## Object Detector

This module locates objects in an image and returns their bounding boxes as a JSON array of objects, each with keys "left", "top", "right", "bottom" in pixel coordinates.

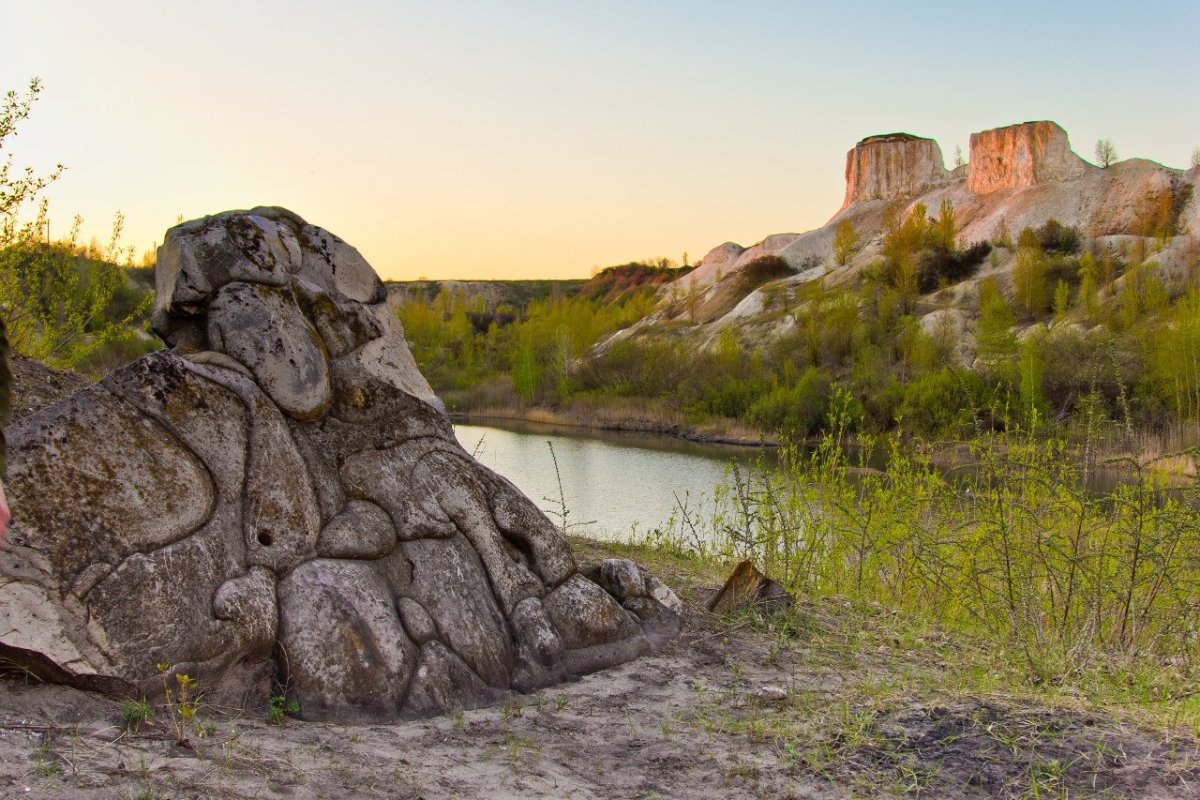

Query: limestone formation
[
  {"left": 0, "top": 207, "right": 681, "bottom": 721},
  {"left": 657, "top": 118, "right": 1194, "bottom": 314},
  {"left": 967, "top": 121, "right": 1090, "bottom": 194},
  {"left": 841, "top": 133, "right": 953, "bottom": 209}
]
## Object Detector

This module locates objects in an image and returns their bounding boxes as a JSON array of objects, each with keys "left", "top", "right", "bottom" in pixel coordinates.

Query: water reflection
[{"left": 453, "top": 421, "right": 773, "bottom": 540}]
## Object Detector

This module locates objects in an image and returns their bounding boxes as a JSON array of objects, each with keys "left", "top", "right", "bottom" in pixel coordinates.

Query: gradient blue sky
[{"left": 4, "top": 1, "right": 1198, "bottom": 279}]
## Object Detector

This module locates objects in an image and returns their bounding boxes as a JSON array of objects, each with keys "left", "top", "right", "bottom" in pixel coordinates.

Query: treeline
[
  {"left": 1, "top": 80, "right": 159, "bottom": 377},
  {"left": 400, "top": 201, "right": 1200, "bottom": 447},
  {"left": 0, "top": 216, "right": 159, "bottom": 376},
  {"left": 396, "top": 263, "right": 670, "bottom": 411}
]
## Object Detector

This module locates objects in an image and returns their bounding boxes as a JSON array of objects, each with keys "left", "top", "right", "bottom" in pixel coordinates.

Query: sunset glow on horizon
[{"left": 5, "top": 1, "right": 1198, "bottom": 280}]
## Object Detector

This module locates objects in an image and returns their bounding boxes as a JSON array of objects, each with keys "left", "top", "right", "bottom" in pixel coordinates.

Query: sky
[{"left": 3, "top": 0, "right": 1198, "bottom": 280}]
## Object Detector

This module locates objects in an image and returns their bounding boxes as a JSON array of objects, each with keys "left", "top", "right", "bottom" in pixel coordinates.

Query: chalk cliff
[
  {"left": 634, "top": 120, "right": 1199, "bottom": 346},
  {"left": 674, "top": 120, "right": 1195, "bottom": 294},
  {"left": 842, "top": 133, "right": 954, "bottom": 209},
  {"left": 968, "top": 121, "right": 1090, "bottom": 194}
]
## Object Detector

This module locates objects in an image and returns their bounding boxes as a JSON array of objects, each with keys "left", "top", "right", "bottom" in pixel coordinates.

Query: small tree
[
  {"left": 1095, "top": 138, "right": 1118, "bottom": 168},
  {"left": 976, "top": 277, "right": 1019, "bottom": 384},
  {"left": 994, "top": 217, "right": 1013, "bottom": 249},
  {"left": 1191, "top": 147, "right": 1200, "bottom": 169},
  {"left": 1077, "top": 252, "right": 1099, "bottom": 319},
  {"left": 1013, "top": 243, "right": 1050, "bottom": 317},
  {"left": 832, "top": 219, "right": 859, "bottom": 266},
  {"left": 934, "top": 198, "right": 957, "bottom": 253},
  {"left": 953, "top": 145, "right": 966, "bottom": 169},
  {"left": 1052, "top": 279, "right": 1071, "bottom": 319},
  {"left": 1, "top": 79, "right": 147, "bottom": 369}
]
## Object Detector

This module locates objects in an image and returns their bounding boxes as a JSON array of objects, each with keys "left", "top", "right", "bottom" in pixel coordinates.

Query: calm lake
[{"left": 453, "top": 420, "right": 774, "bottom": 539}]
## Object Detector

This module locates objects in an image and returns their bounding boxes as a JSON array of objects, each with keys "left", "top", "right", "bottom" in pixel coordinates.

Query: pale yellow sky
[{"left": 4, "top": 1, "right": 1198, "bottom": 280}]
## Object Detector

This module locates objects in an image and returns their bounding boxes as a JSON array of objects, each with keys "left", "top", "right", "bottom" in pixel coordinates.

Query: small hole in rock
[{"left": 258, "top": 532, "right": 274, "bottom": 547}]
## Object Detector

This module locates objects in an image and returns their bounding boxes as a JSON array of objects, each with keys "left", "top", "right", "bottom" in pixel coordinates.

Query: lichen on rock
[{"left": 0, "top": 207, "right": 682, "bottom": 721}]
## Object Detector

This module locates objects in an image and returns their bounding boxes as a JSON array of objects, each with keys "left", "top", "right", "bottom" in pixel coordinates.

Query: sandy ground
[{"left": 3, "top": 561, "right": 1199, "bottom": 800}]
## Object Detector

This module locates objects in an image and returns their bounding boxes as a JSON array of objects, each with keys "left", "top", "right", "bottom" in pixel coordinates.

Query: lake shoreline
[
  {"left": 455, "top": 406, "right": 781, "bottom": 448},
  {"left": 455, "top": 406, "right": 1197, "bottom": 487}
]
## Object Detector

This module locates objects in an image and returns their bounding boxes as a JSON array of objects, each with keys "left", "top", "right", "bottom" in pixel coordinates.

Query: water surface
[{"left": 453, "top": 420, "right": 772, "bottom": 539}]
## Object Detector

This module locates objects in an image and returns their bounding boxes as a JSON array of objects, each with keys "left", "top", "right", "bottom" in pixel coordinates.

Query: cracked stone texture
[{"left": 0, "top": 207, "right": 681, "bottom": 721}]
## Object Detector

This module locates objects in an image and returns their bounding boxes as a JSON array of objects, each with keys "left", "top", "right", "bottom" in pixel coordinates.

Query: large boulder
[{"left": 0, "top": 207, "right": 681, "bottom": 721}]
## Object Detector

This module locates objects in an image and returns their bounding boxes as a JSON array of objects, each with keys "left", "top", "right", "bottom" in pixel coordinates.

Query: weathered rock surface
[
  {"left": 842, "top": 133, "right": 953, "bottom": 209},
  {"left": 0, "top": 207, "right": 681, "bottom": 721},
  {"left": 967, "top": 121, "right": 1090, "bottom": 194}
]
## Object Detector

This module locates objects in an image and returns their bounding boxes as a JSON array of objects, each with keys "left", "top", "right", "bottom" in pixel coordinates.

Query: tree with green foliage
[
  {"left": 832, "top": 219, "right": 859, "bottom": 266},
  {"left": 1076, "top": 252, "right": 1099, "bottom": 319},
  {"left": 746, "top": 367, "right": 833, "bottom": 436},
  {"left": 896, "top": 368, "right": 985, "bottom": 434},
  {"left": 1018, "top": 333, "right": 1047, "bottom": 426},
  {"left": 1012, "top": 231, "right": 1049, "bottom": 316},
  {"left": 1, "top": 79, "right": 151, "bottom": 370},
  {"left": 975, "top": 278, "right": 1018, "bottom": 383},
  {"left": 933, "top": 198, "right": 957, "bottom": 253},
  {"left": 1052, "top": 279, "right": 1071, "bottom": 319}
]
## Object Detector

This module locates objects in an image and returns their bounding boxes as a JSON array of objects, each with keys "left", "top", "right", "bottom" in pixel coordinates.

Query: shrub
[
  {"left": 746, "top": 367, "right": 834, "bottom": 437},
  {"left": 917, "top": 240, "right": 992, "bottom": 292},
  {"left": 664, "top": 429, "right": 1200, "bottom": 683},
  {"left": 1035, "top": 219, "right": 1081, "bottom": 254},
  {"left": 896, "top": 368, "right": 986, "bottom": 435},
  {"left": 738, "top": 255, "right": 794, "bottom": 287},
  {"left": 832, "top": 220, "right": 859, "bottom": 266}
]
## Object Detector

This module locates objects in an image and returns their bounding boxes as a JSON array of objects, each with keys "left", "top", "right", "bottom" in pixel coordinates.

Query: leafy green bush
[
  {"left": 738, "top": 255, "right": 794, "bottom": 287},
  {"left": 1, "top": 81, "right": 154, "bottom": 373},
  {"left": 661, "top": 428, "right": 1200, "bottom": 683},
  {"left": 746, "top": 367, "right": 833, "bottom": 436},
  {"left": 896, "top": 368, "right": 986, "bottom": 435}
]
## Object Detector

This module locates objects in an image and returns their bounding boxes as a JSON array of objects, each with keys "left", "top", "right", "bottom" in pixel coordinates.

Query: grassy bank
[
  {"left": 607, "top": 411, "right": 1200, "bottom": 722},
  {"left": 572, "top": 536, "right": 1200, "bottom": 796},
  {"left": 7, "top": 534, "right": 1197, "bottom": 798},
  {"left": 458, "top": 401, "right": 781, "bottom": 446}
]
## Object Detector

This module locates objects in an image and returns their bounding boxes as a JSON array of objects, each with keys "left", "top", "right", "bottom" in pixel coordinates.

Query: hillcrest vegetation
[
  {"left": 395, "top": 196, "right": 1200, "bottom": 464},
  {"left": 1, "top": 79, "right": 159, "bottom": 376}
]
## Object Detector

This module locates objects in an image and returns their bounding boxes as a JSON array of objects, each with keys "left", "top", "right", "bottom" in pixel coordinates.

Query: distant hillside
[
  {"left": 616, "top": 120, "right": 1198, "bottom": 348},
  {"left": 580, "top": 262, "right": 693, "bottom": 303},
  {"left": 386, "top": 278, "right": 587, "bottom": 313},
  {"left": 386, "top": 262, "right": 692, "bottom": 315},
  {"left": 392, "top": 122, "right": 1200, "bottom": 451}
]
